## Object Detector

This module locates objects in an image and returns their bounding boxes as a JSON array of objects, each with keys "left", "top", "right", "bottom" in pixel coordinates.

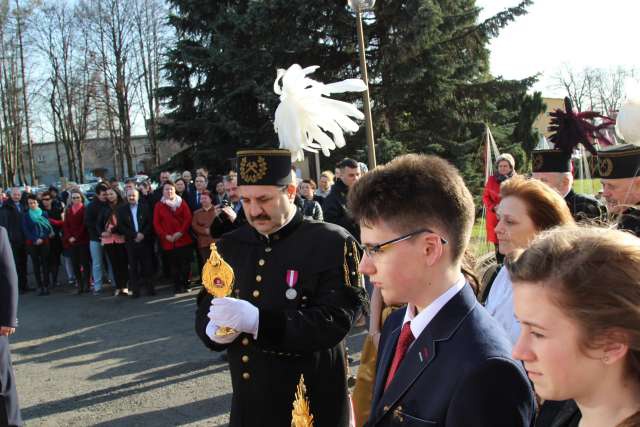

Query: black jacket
[
  {"left": 196, "top": 212, "right": 366, "bottom": 427},
  {"left": 0, "top": 202, "right": 26, "bottom": 247},
  {"left": 115, "top": 203, "right": 153, "bottom": 242},
  {"left": 618, "top": 207, "right": 640, "bottom": 237},
  {"left": 535, "top": 400, "right": 580, "bottom": 427},
  {"left": 209, "top": 203, "right": 246, "bottom": 239},
  {"left": 323, "top": 179, "right": 359, "bottom": 241},
  {"left": 0, "top": 225, "right": 21, "bottom": 426},
  {"left": 0, "top": 226, "right": 18, "bottom": 328},
  {"left": 84, "top": 199, "right": 108, "bottom": 241},
  {"left": 564, "top": 190, "right": 605, "bottom": 222}
]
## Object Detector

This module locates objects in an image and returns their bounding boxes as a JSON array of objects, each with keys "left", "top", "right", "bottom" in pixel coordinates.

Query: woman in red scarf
[{"left": 153, "top": 181, "right": 193, "bottom": 294}]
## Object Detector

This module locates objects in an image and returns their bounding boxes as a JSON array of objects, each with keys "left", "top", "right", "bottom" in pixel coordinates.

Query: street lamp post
[{"left": 348, "top": 0, "right": 376, "bottom": 170}]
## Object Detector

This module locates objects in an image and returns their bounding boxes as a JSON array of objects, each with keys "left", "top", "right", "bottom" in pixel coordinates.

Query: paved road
[{"left": 9, "top": 283, "right": 365, "bottom": 426}]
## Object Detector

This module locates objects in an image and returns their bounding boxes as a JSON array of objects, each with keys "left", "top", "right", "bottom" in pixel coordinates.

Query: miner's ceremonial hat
[
  {"left": 593, "top": 144, "right": 640, "bottom": 180},
  {"left": 532, "top": 149, "right": 572, "bottom": 173},
  {"left": 236, "top": 149, "right": 294, "bottom": 186}
]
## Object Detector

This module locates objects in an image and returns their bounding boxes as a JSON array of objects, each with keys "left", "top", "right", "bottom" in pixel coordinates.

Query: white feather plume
[
  {"left": 617, "top": 98, "right": 640, "bottom": 146},
  {"left": 273, "top": 64, "right": 367, "bottom": 161}
]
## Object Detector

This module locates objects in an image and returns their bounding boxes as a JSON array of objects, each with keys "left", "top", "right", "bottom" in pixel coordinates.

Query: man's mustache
[{"left": 250, "top": 214, "right": 271, "bottom": 222}]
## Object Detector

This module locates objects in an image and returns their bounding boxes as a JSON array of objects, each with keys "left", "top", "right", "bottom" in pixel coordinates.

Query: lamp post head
[{"left": 348, "top": 0, "right": 375, "bottom": 12}]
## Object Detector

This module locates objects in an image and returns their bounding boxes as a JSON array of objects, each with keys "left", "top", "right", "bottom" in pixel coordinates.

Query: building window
[
  {"left": 36, "top": 155, "right": 46, "bottom": 163},
  {"left": 144, "top": 145, "right": 152, "bottom": 154}
]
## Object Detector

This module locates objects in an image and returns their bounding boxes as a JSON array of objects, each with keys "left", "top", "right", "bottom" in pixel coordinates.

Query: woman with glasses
[
  {"left": 508, "top": 226, "right": 640, "bottom": 427},
  {"left": 62, "top": 190, "right": 91, "bottom": 294},
  {"left": 41, "top": 191, "right": 64, "bottom": 287},
  {"left": 98, "top": 188, "right": 130, "bottom": 296},
  {"left": 22, "top": 194, "right": 54, "bottom": 295},
  {"left": 485, "top": 176, "right": 574, "bottom": 344}
]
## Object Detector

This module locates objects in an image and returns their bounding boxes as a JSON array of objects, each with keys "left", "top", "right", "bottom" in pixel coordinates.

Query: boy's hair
[{"left": 348, "top": 154, "right": 474, "bottom": 262}]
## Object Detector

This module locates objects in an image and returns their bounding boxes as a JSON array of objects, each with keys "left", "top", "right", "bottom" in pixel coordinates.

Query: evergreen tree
[{"left": 160, "top": 0, "right": 537, "bottom": 191}]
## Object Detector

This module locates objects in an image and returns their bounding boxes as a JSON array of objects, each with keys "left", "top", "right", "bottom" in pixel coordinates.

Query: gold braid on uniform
[{"left": 342, "top": 238, "right": 369, "bottom": 314}]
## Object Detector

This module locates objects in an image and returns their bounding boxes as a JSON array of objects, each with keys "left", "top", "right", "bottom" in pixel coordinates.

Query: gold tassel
[{"left": 291, "top": 375, "right": 314, "bottom": 427}]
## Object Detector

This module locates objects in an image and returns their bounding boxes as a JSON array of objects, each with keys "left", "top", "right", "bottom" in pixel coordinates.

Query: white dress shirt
[
  {"left": 484, "top": 266, "right": 520, "bottom": 345},
  {"left": 129, "top": 204, "right": 139, "bottom": 233},
  {"left": 402, "top": 275, "right": 467, "bottom": 342}
]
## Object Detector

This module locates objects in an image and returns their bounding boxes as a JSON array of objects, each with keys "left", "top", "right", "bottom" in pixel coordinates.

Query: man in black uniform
[
  {"left": 531, "top": 149, "right": 604, "bottom": 222},
  {"left": 0, "top": 225, "right": 22, "bottom": 426},
  {"left": 195, "top": 149, "right": 367, "bottom": 427},
  {"left": 596, "top": 144, "right": 640, "bottom": 236}
]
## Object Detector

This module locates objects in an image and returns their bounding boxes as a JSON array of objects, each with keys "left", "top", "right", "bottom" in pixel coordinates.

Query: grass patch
[{"left": 573, "top": 178, "right": 601, "bottom": 195}]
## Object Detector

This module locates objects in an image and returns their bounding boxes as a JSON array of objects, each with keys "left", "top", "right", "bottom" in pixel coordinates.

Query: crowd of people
[
  {"left": 0, "top": 164, "right": 352, "bottom": 299},
  {"left": 3, "top": 88, "right": 640, "bottom": 427}
]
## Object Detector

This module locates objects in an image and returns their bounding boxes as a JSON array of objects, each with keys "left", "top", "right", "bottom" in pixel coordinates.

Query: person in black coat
[
  {"left": 116, "top": 189, "right": 155, "bottom": 297},
  {"left": 209, "top": 175, "right": 246, "bottom": 239},
  {"left": 323, "top": 158, "right": 361, "bottom": 240},
  {"left": 0, "top": 225, "right": 23, "bottom": 426},
  {"left": 0, "top": 188, "right": 29, "bottom": 293},
  {"left": 195, "top": 149, "right": 367, "bottom": 427},
  {"left": 531, "top": 149, "right": 605, "bottom": 223}
]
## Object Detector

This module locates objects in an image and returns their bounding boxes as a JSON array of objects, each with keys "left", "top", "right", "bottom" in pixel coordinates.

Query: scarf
[
  {"left": 71, "top": 203, "right": 83, "bottom": 215},
  {"left": 495, "top": 171, "right": 514, "bottom": 184},
  {"left": 161, "top": 195, "right": 183, "bottom": 212},
  {"left": 28, "top": 207, "right": 53, "bottom": 235}
]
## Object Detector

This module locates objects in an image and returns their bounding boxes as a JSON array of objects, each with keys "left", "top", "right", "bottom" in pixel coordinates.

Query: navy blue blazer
[{"left": 366, "top": 284, "right": 536, "bottom": 426}]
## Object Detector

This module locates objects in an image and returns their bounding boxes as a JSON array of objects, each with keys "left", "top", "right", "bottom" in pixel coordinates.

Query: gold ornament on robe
[
  {"left": 291, "top": 375, "right": 314, "bottom": 427},
  {"left": 202, "top": 242, "right": 236, "bottom": 336}
]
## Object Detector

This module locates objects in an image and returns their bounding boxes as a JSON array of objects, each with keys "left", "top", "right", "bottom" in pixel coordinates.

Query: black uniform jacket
[
  {"left": 366, "top": 284, "right": 536, "bottom": 427},
  {"left": 196, "top": 211, "right": 366, "bottom": 427},
  {"left": 618, "top": 207, "right": 640, "bottom": 237},
  {"left": 564, "top": 190, "right": 604, "bottom": 222},
  {"left": 0, "top": 225, "right": 22, "bottom": 426}
]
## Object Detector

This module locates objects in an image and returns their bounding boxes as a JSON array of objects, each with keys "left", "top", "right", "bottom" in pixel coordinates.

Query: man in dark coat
[
  {"left": 597, "top": 144, "right": 640, "bottom": 236},
  {"left": 195, "top": 149, "right": 367, "bottom": 427},
  {"left": 349, "top": 154, "right": 535, "bottom": 426},
  {"left": 209, "top": 174, "right": 246, "bottom": 239},
  {"left": 323, "top": 158, "right": 361, "bottom": 240},
  {"left": 117, "top": 188, "right": 155, "bottom": 297},
  {"left": 0, "top": 188, "right": 29, "bottom": 293},
  {"left": 532, "top": 149, "right": 605, "bottom": 222},
  {"left": 0, "top": 225, "right": 23, "bottom": 426}
]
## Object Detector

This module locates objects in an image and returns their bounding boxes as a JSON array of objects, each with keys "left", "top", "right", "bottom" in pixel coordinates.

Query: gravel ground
[{"left": 9, "top": 282, "right": 365, "bottom": 426}]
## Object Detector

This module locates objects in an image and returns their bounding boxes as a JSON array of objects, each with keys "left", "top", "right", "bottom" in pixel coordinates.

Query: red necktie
[{"left": 384, "top": 321, "right": 415, "bottom": 390}]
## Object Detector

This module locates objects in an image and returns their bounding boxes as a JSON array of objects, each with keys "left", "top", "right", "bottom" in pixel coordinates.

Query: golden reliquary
[
  {"left": 291, "top": 375, "right": 314, "bottom": 427},
  {"left": 202, "top": 242, "right": 236, "bottom": 336}
]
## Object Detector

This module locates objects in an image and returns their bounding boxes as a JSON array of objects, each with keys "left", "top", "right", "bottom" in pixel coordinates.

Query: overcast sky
[{"left": 477, "top": 0, "right": 639, "bottom": 98}]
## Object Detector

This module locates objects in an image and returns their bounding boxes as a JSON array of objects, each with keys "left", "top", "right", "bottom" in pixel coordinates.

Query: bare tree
[
  {"left": 32, "top": 0, "right": 96, "bottom": 182},
  {"left": 552, "top": 65, "right": 633, "bottom": 115},
  {"left": 132, "top": 0, "right": 167, "bottom": 168}
]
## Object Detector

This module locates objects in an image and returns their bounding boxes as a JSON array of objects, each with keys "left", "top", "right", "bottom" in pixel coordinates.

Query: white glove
[
  {"left": 205, "top": 319, "right": 241, "bottom": 344},
  {"left": 208, "top": 297, "right": 259, "bottom": 338}
]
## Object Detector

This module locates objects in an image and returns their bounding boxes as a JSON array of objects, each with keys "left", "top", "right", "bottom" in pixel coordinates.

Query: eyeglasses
[
  {"left": 41, "top": 198, "right": 51, "bottom": 201},
  {"left": 358, "top": 228, "right": 448, "bottom": 257}
]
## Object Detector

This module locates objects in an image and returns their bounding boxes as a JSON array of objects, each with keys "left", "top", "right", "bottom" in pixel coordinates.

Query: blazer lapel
[
  {"left": 371, "top": 324, "right": 401, "bottom": 408},
  {"left": 370, "top": 284, "right": 477, "bottom": 425}
]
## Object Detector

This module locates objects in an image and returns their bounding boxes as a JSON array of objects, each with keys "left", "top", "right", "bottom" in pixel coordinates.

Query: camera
[{"left": 220, "top": 199, "right": 231, "bottom": 208}]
